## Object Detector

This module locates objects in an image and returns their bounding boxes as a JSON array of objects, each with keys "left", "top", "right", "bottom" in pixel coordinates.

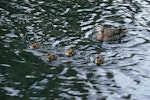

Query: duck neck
[{"left": 96, "top": 32, "right": 104, "bottom": 41}]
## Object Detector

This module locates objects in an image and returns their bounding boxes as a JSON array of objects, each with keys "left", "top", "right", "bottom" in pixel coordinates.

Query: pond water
[{"left": 0, "top": 0, "right": 150, "bottom": 99}]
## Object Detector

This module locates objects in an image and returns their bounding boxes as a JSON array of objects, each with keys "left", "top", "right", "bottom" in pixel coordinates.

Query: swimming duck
[
  {"left": 95, "top": 25, "right": 128, "bottom": 41},
  {"left": 94, "top": 56, "right": 104, "bottom": 65},
  {"left": 29, "top": 42, "right": 40, "bottom": 49},
  {"left": 65, "top": 49, "right": 76, "bottom": 57},
  {"left": 45, "top": 54, "right": 57, "bottom": 61}
]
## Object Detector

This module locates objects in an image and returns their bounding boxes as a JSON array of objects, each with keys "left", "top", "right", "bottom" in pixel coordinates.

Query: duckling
[
  {"left": 94, "top": 56, "right": 104, "bottom": 65},
  {"left": 65, "top": 49, "right": 76, "bottom": 57},
  {"left": 95, "top": 25, "right": 128, "bottom": 42},
  {"left": 29, "top": 42, "right": 40, "bottom": 49},
  {"left": 45, "top": 54, "right": 57, "bottom": 61}
]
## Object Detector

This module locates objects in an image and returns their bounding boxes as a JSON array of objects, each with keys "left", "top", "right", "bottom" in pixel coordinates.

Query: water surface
[{"left": 0, "top": 0, "right": 150, "bottom": 99}]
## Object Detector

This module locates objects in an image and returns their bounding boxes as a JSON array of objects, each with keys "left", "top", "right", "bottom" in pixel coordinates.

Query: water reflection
[{"left": 0, "top": 0, "right": 150, "bottom": 99}]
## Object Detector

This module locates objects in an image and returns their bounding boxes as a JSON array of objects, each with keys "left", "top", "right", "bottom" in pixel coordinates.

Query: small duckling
[
  {"left": 94, "top": 56, "right": 104, "bottom": 65},
  {"left": 29, "top": 42, "right": 40, "bottom": 49},
  {"left": 65, "top": 49, "right": 76, "bottom": 57},
  {"left": 45, "top": 54, "right": 57, "bottom": 61},
  {"left": 95, "top": 24, "right": 128, "bottom": 42}
]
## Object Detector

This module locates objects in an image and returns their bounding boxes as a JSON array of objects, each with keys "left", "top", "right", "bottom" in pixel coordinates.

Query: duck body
[
  {"left": 95, "top": 25, "right": 128, "bottom": 42},
  {"left": 29, "top": 42, "right": 40, "bottom": 49},
  {"left": 65, "top": 49, "right": 76, "bottom": 57},
  {"left": 94, "top": 56, "right": 104, "bottom": 65},
  {"left": 45, "top": 54, "right": 57, "bottom": 61}
]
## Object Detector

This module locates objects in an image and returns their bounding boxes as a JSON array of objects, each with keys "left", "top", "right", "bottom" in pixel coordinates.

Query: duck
[
  {"left": 95, "top": 24, "right": 128, "bottom": 42},
  {"left": 45, "top": 54, "right": 57, "bottom": 61},
  {"left": 65, "top": 49, "right": 76, "bottom": 57},
  {"left": 29, "top": 42, "right": 40, "bottom": 49},
  {"left": 94, "top": 56, "right": 104, "bottom": 65}
]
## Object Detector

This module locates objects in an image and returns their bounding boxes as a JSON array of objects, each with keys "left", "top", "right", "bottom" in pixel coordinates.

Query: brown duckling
[
  {"left": 45, "top": 54, "right": 57, "bottom": 61},
  {"left": 65, "top": 49, "right": 76, "bottom": 57},
  {"left": 29, "top": 42, "right": 40, "bottom": 49},
  {"left": 94, "top": 56, "right": 104, "bottom": 65},
  {"left": 95, "top": 25, "right": 128, "bottom": 42}
]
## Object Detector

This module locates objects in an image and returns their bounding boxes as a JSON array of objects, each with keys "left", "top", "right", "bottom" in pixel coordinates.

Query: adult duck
[{"left": 95, "top": 25, "right": 128, "bottom": 42}]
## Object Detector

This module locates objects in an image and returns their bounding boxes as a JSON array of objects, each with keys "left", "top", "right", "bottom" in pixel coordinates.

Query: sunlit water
[{"left": 0, "top": 0, "right": 150, "bottom": 100}]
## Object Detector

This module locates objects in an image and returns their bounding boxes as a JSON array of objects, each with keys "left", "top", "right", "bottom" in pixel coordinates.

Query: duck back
[{"left": 103, "top": 27, "right": 128, "bottom": 41}]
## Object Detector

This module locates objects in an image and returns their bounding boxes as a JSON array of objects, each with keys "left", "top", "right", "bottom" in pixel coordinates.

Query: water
[{"left": 0, "top": 0, "right": 150, "bottom": 99}]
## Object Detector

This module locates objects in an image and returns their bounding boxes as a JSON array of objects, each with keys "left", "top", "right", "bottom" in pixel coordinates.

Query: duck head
[
  {"left": 95, "top": 25, "right": 104, "bottom": 33},
  {"left": 95, "top": 25, "right": 104, "bottom": 41}
]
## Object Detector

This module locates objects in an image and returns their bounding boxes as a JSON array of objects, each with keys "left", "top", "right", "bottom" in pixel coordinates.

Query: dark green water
[{"left": 0, "top": 0, "right": 150, "bottom": 99}]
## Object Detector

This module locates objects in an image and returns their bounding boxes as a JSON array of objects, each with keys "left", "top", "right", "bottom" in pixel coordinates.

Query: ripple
[{"left": 2, "top": 87, "right": 20, "bottom": 96}]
